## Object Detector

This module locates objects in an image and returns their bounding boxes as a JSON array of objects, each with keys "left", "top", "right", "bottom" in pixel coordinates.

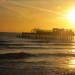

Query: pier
[{"left": 18, "top": 28, "right": 75, "bottom": 42}]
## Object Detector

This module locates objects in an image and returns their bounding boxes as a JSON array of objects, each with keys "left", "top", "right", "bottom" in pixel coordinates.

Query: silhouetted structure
[{"left": 18, "top": 28, "right": 75, "bottom": 42}]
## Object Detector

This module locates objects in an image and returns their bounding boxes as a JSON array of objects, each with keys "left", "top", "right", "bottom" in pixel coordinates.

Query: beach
[
  {"left": 0, "top": 51, "right": 75, "bottom": 75},
  {"left": 0, "top": 33, "right": 75, "bottom": 75},
  {"left": 0, "top": 60, "right": 75, "bottom": 75},
  {"left": 1, "top": 0, "right": 75, "bottom": 74}
]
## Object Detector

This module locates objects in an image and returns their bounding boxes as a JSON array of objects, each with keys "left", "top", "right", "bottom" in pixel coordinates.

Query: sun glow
[{"left": 66, "top": 8, "right": 75, "bottom": 23}]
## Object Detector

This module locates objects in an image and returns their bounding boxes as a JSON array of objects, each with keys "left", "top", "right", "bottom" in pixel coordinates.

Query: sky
[{"left": 0, "top": 0, "right": 75, "bottom": 32}]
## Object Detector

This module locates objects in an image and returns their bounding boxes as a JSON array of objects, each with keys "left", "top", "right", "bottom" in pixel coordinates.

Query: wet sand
[
  {"left": 0, "top": 53, "right": 75, "bottom": 75},
  {"left": 0, "top": 62, "right": 75, "bottom": 75}
]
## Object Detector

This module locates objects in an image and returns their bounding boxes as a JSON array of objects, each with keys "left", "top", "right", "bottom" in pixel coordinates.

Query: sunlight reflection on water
[
  {"left": 71, "top": 49, "right": 75, "bottom": 53},
  {"left": 67, "top": 57, "right": 75, "bottom": 69},
  {"left": 71, "top": 45, "right": 75, "bottom": 53},
  {"left": 67, "top": 43, "right": 75, "bottom": 69}
]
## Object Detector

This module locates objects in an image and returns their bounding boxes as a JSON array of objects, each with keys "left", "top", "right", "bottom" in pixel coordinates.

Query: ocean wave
[{"left": 0, "top": 52, "right": 75, "bottom": 60}]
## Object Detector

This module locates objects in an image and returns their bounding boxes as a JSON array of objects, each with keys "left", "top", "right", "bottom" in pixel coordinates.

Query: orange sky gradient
[{"left": 0, "top": 0, "right": 75, "bottom": 32}]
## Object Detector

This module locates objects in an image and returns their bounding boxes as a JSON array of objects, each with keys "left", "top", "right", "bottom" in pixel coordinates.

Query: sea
[{"left": 0, "top": 32, "right": 75, "bottom": 75}]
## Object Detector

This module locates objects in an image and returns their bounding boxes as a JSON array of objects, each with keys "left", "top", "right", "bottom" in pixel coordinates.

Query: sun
[{"left": 66, "top": 8, "right": 75, "bottom": 23}]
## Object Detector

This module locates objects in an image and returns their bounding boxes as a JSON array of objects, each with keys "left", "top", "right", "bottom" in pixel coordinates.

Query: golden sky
[{"left": 0, "top": 0, "right": 75, "bottom": 32}]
